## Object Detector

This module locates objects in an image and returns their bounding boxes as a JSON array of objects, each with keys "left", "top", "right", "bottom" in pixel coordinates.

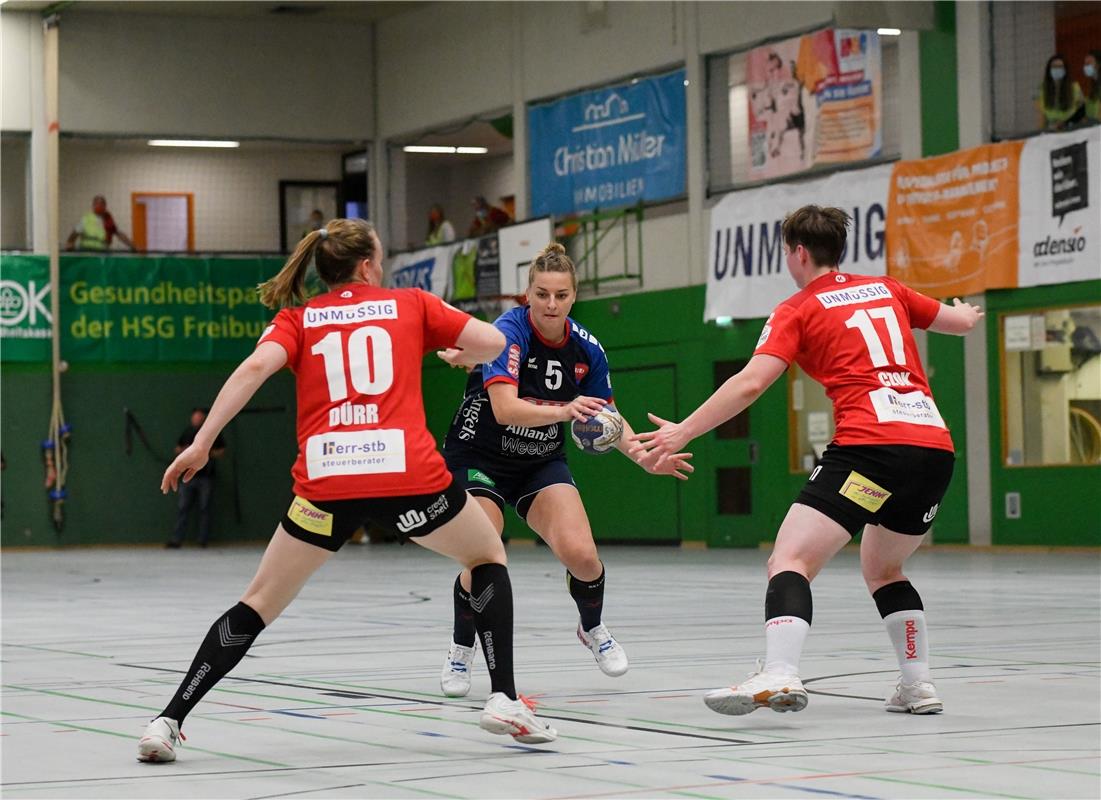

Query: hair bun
[{"left": 540, "top": 242, "right": 566, "bottom": 257}]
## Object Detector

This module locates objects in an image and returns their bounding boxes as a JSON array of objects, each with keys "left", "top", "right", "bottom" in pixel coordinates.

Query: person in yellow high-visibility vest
[{"left": 65, "top": 195, "right": 134, "bottom": 251}]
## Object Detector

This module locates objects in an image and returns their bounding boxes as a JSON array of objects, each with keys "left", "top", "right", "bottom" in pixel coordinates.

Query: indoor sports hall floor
[{"left": 2, "top": 543, "right": 1098, "bottom": 799}]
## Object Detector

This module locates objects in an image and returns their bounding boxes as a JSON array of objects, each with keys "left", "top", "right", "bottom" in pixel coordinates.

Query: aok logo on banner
[{"left": 0, "top": 277, "right": 52, "bottom": 340}]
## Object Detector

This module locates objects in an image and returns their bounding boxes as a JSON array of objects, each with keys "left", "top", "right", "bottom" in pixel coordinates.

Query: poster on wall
[
  {"left": 746, "top": 27, "right": 881, "bottom": 180},
  {"left": 706, "top": 163, "right": 891, "bottom": 321},
  {"left": 885, "top": 141, "right": 1024, "bottom": 297},
  {"left": 1017, "top": 126, "right": 1101, "bottom": 288},
  {"left": 528, "top": 69, "right": 686, "bottom": 218}
]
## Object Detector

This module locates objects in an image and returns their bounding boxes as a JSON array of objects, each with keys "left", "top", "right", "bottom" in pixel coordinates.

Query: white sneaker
[
  {"left": 577, "top": 622, "right": 629, "bottom": 677},
  {"left": 885, "top": 679, "right": 943, "bottom": 714},
  {"left": 479, "top": 692, "right": 557, "bottom": 744},
  {"left": 137, "top": 716, "right": 183, "bottom": 762},
  {"left": 440, "top": 640, "right": 476, "bottom": 698},
  {"left": 704, "top": 663, "right": 808, "bottom": 716}
]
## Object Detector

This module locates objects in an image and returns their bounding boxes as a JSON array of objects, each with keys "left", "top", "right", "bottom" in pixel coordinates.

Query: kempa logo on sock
[
  {"left": 470, "top": 583, "right": 495, "bottom": 613},
  {"left": 904, "top": 618, "right": 918, "bottom": 659},
  {"left": 396, "top": 509, "right": 427, "bottom": 533}
]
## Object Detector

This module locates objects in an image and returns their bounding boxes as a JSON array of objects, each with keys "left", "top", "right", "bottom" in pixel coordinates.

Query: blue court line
[{"left": 270, "top": 709, "right": 330, "bottom": 720}]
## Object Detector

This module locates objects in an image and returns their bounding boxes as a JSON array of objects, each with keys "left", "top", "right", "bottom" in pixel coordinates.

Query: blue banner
[{"left": 528, "top": 69, "right": 687, "bottom": 218}]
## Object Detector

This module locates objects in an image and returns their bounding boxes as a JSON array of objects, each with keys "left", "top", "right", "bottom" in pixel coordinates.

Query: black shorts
[
  {"left": 796, "top": 443, "right": 955, "bottom": 537},
  {"left": 281, "top": 479, "right": 468, "bottom": 552},
  {"left": 446, "top": 454, "right": 574, "bottom": 520}
]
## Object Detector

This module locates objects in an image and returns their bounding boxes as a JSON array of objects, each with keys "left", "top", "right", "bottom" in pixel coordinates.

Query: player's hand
[
  {"left": 951, "top": 297, "right": 985, "bottom": 329},
  {"left": 564, "top": 395, "right": 607, "bottom": 423},
  {"left": 161, "top": 444, "right": 209, "bottom": 493},
  {"left": 635, "top": 446, "right": 694, "bottom": 480},
  {"left": 436, "top": 348, "right": 477, "bottom": 373},
  {"left": 628, "top": 412, "right": 692, "bottom": 468}
]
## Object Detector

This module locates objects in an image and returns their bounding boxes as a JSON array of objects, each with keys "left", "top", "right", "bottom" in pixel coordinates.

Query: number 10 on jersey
[{"left": 311, "top": 326, "right": 395, "bottom": 401}]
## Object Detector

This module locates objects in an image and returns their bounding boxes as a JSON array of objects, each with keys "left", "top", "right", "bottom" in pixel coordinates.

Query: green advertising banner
[{"left": 0, "top": 254, "right": 284, "bottom": 363}]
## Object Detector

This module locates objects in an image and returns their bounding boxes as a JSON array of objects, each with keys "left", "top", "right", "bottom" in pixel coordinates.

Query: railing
[{"left": 563, "top": 204, "right": 644, "bottom": 294}]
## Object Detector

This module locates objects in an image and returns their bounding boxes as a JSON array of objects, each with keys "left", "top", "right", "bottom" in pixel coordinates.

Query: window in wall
[
  {"left": 1002, "top": 305, "right": 1101, "bottom": 466},
  {"left": 706, "top": 31, "right": 900, "bottom": 194},
  {"left": 789, "top": 364, "right": 834, "bottom": 472}
]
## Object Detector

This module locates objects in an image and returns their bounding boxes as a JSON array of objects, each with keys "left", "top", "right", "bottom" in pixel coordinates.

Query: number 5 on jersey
[{"left": 311, "top": 326, "right": 395, "bottom": 401}]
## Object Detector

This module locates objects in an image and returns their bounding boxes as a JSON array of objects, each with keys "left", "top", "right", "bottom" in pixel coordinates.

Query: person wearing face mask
[
  {"left": 1083, "top": 50, "right": 1101, "bottom": 124},
  {"left": 1037, "top": 53, "right": 1085, "bottom": 131},
  {"left": 468, "top": 195, "right": 511, "bottom": 238},
  {"left": 426, "top": 203, "right": 456, "bottom": 245}
]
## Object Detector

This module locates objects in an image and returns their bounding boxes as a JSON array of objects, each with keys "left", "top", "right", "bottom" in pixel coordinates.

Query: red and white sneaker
[
  {"left": 137, "top": 716, "right": 184, "bottom": 762},
  {"left": 479, "top": 692, "right": 557, "bottom": 744}
]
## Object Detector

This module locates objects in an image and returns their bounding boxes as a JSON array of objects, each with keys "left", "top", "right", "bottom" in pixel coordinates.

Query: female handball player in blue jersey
[{"left": 435, "top": 242, "right": 693, "bottom": 696}]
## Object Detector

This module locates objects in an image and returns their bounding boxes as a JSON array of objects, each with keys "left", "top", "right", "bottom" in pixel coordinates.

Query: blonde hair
[
  {"left": 258, "top": 218, "right": 379, "bottom": 309},
  {"left": 527, "top": 242, "right": 577, "bottom": 291}
]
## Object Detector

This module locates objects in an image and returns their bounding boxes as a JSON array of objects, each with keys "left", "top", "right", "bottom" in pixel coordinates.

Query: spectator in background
[
  {"left": 65, "top": 195, "right": 135, "bottom": 251},
  {"left": 300, "top": 209, "right": 325, "bottom": 240},
  {"left": 426, "top": 203, "right": 456, "bottom": 245},
  {"left": 166, "top": 407, "right": 226, "bottom": 549},
  {"left": 468, "top": 195, "right": 511, "bottom": 238},
  {"left": 1082, "top": 50, "right": 1101, "bottom": 124},
  {"left": 1037, "top": 54, "right": 1084, "bottom": 131}
]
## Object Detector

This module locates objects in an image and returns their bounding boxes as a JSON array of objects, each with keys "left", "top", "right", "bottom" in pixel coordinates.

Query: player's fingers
[
  {"left": 647, "top": 412, "right": 670, "bottom": 426},
  {"left": 632, "top": 430, "right": 657, "bottom": 443}
]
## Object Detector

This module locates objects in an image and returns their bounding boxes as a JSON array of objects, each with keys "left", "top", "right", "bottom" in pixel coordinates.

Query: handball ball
[{"left": 570, "top": 404, "right": 624, "bottom": 455}]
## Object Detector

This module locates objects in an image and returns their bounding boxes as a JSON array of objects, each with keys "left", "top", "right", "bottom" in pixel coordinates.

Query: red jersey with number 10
[
  {"left": 753, "top": 272, "right": 953, "bottom": 452},
  {"left": 258, "top": 284, "right": 471, "bottom": 500}
]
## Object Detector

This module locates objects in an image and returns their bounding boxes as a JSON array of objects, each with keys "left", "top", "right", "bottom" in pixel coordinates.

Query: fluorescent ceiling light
[
  {"left": 403, "top": 145, "right": 488, "bottom": 154},
  {"left": 148, "top": 139, "right": 240, "bottom": 148},
  {"left": 877, "top": 28, "right": 901, "bottom": 36}
]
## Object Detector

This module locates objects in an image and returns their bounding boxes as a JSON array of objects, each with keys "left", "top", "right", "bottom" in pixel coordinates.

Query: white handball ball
[{"left": 570, "top": 404, "right": 624, "bottom": 455}]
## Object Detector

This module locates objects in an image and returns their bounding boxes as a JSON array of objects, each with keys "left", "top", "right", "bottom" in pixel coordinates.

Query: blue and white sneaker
[
  {"left": 577, "top": 622, "right": 629, "bottom": 677},
  {"left": 440, "top": 640, "right": 476, "bottom": 697}
]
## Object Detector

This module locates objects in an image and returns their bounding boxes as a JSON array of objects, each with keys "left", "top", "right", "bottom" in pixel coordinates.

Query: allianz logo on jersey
[
  {"left": 816, "top": 282, "right": 892, "bottom": 309},
  {"left": 303, "top": 300, "right": 398, "bottom": 328}
]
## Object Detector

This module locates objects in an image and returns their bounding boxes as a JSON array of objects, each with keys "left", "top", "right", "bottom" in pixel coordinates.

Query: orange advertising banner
[{"left": 886, "top": 141, "right": 1024, "bottom": 297}]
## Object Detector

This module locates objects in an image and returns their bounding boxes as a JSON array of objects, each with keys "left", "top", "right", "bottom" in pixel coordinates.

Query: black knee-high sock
[
  {"left": 469, "top": 563, "right": 516, "bottom": 700},
  {"left": 452, "top": 574, "right": 477, "bottom": 647},
  {"left": 567, "top": 566, "right": 605, "bottom": 632},
  {"left": 160, "top": 602, "right": 266, "bottom": 724}
]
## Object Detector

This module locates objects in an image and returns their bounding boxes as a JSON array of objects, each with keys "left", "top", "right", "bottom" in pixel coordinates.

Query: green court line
[
  {"left": 3, "top": 643, "right": 114, "bottom": 659},
  {"left": 867, "top": 774, "right": 1033, "bottom": 799},
  {"left": 0, "top": 710, "right": 288, "bottom": 767}
]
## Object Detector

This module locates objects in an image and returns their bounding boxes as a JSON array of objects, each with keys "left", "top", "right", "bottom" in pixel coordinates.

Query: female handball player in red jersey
[
  {"left": 138, "top": 218, "right": 555, "bottom": 763},
  {"left": 633, "top": 205, "right": 983, "bottom": 718}
]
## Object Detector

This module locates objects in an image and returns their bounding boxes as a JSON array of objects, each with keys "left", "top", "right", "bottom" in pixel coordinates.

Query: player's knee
[
  {"left": 556, "top": 540, "right": 599, "bottom": 575},
  {"left": 863, "top": 565, "right": 906, "bottom": 593},
  {"left": 767, "top": 553, "right": 814, "bottom": 581}
]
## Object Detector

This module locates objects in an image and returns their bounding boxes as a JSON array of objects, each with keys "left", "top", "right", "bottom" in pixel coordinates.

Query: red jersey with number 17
[
  {"left": 753, "top": 272, "right": 953, "bottom": 452},
  {"left": 258, "top": 283, "right": 471, "bottom": 500}
]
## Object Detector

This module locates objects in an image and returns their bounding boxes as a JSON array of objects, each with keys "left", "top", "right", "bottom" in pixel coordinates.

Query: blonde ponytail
[{"left": 258, "top": 219, "right": 380, "bottom": 309}]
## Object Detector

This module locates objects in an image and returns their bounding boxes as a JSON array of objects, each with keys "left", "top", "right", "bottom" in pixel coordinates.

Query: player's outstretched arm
[
  {"left": 161, "top": 342, "right": 286, "bottom": 493},
  {"left": 448, "top": 318, "right": 507, "bottom": 365},
  {"left": 630, "top": 354, "right": 787, "bottom": 463},
  {"left": 616, "top": 414, "right": 694, "bottom": 480},
  {"left": 928, "top": 297, "right": 984, "bottom": 335}
]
